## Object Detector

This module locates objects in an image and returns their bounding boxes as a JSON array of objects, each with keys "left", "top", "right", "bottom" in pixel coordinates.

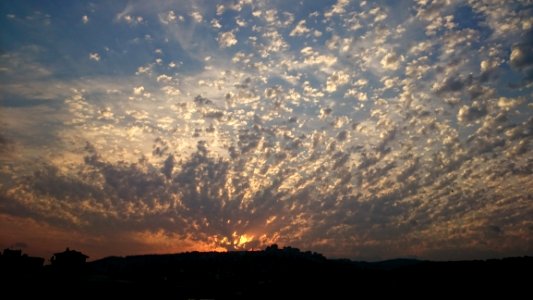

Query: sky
[{"left": 0, "top": 0, "right": 532, "bottom": 262}]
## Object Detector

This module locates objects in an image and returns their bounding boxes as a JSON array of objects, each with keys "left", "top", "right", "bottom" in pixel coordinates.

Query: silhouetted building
[
  {"left": 51, "top": 248, "right": 88, "bottom": 269},
  {"left": 2, "top": 248, "right": 22, "bottom": 257},
  {"left": 0, "top": 248, "right": 44, "bottom": 275}
]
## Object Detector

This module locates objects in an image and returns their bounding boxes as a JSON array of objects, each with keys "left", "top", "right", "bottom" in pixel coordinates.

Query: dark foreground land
[{"left": 1, "top": 246, "right": 531, "bottom": 298}]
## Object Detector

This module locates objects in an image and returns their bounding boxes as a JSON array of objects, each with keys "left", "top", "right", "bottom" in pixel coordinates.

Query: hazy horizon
[{"left": 1, "top": 0, "right": 532, "bottom": 262}]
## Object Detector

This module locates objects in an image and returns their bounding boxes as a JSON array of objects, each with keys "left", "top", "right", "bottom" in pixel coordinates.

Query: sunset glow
[{"left": 1, "top": 0, "right": 532, "bottom": 261}]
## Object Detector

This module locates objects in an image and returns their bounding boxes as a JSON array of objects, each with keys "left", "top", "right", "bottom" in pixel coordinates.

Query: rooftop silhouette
[{"left": 51, "top": 247, "right": 89, "bottom": 268}]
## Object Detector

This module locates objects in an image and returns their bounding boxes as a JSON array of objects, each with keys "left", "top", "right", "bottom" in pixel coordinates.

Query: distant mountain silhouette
[{"left": 1, "top": 246, "right": 531, "bottom": 298}]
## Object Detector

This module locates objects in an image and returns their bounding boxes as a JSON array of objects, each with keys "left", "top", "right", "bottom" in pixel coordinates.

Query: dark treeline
[{"left": 1, "top": 245, "right": 531, "bottom": 298}]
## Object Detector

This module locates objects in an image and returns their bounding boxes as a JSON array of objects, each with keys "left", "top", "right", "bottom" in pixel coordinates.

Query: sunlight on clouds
[
  {"left": 131, "top": 230, "right": 228, "bottom": 253},
  {"left": 326, "top": 71, "right": 350, "bottom": 93},
  {"left": 235, "top": 232, "right": 254, "bottom": 249},
  {"left": 1, "top": 0, "right": 532, "bottom": 261},
  {"left": 290, "top": 20, "right": 310, "bottom": 37},
  {"left": 218, "top": 31, "right": 238, "bottom": 48},
  {"left": 133, "top": 85, "right": 145, "bottom": 95},
  {"left": 380, "top": 52, "right": 401, "bottom": 71},
  {"left": 191, "top": 11, "right": 203, "bottom": 23},
  {"left": 89, "top": 52, "right": 100, "bottom": 62}
]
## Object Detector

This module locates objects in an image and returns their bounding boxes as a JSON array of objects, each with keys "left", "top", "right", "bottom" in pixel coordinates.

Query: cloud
[
  {"left": 211, "top": 19, "right": 222, "bottom": 29},
  {"left": 300, "top": 47, "right": 337, "bottom": 67},
  {"left": 324, "top": 0, "right": 350, "bottom": 19},
  {"left": 380, "top": 52, "right": 401, "bottom": 71},
  {"left": 115, "top": 3, "right": 133, "bottom": 22},
  {"left": 0, "top": 48, "right": 52, "bottom": 81},
  {"left": 156, "top": 74, "right": 172, "bottom": 83},
  {"left": 290, "top": 20, "right": 311, "bottom": 37},
  {"left": 89, "top": 52, "right": 100, "bottom": 61},
  {"left": 133, "top": 86, "right": 144, "bottom": 95},
  {"left": 497, "top": 97, "right": 521, "bottom": 110},
  {"left": 326, "top": 71, "right": 350, "bottom": 93},
  {"left": 159, "top": 10, "right": 179, "bottom": 24},
  {"left": 82, "top": 15, "right": 89, "bottom": 24},
  {"left": 425, "top": 15, "right": 455, "bottom": 36},
  {"left": 191, "top": 11, "right": 203, "bottom": 23},
  {"left": 161, "top": 154, "right": 174, "bottom": 179},
  {"left": 1, "top": 0, "right": 532, "bottom": 261},
  {"left": 161, "top": 85, "right": 180, "bottom": 96},
  {"left": 510, "top": 46, "right": 533, "bottom": 69},
  {"left": 457, "top": 101, "right": 487, "bottom": 123},
  {"left": 259, "top": 30, "right": 288, "bottom": 57},
  {"left": 432, "top": 76, "right": 469, "bottom": 94},
  {"left": 509, "top": 29, "right": 533, "bottom": 85},
  {"left": 218, "top": 31, "right": 238, "bottom": 48}
]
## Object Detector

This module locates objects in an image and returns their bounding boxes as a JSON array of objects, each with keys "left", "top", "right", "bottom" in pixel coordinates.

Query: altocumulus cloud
[{"left": 0, "top": 0, "right": 532, "bottom": 260}]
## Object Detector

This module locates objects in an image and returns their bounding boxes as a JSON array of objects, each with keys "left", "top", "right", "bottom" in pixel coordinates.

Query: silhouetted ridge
[{"left": 1, "top": 246, "right": 531, "bottom": 298}]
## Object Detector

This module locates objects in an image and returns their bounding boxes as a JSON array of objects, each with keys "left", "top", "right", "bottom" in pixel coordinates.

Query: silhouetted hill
[
  {"left": 348, "top": 257, "right": 425, "bottom": 270},
  {"left": 2, "top": 246, "right": 531, "bottom": 298}
]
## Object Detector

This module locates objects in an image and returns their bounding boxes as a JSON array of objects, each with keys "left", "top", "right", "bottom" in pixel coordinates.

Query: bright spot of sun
[
  {"left": 238, "top": 234, "right": 253, "bottom": 246},
  {"left": 232, "top": 231, "right": 254, "bottom": 248}
]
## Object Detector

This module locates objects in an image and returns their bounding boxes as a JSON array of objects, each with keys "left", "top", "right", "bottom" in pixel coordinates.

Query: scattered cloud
[
  {"left": 380, "top": 52, "right": 401, "bottom": 71},
  {"left": 89, "top": 52, "right": 100, "bottom": 61},
  {"left": 191, "top": 11, "right": 203, "bottom": 23},
  {"left": 218, "top": 31, "right": 238, "bottom": 48},
  {"left": 133, "top": 86, "right": 144, "bottom": 95},
  {"left": 325, "top": 0, "right": 350, "bottom": 19},
  {"left": 156, "top": 74, "right": 172, "bottom": 83},
  {"left": 326, "top": 71, "right": 350, "bottom": 93},
  {"left": 457, "top": 101, "right": 487, "bottom": 123},
  {"left": 290, "top": 20, "right": 311, "bottom": 37},
  {"left": 1, "top": 0, "right": 532, "bottom": 261}
]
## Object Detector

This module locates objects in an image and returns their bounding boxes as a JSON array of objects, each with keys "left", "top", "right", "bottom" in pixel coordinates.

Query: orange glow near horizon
[
  {"left": 237, "top": 233, "right": 254, "bottom": 248},
  {"left": 1, "top": 0, "right": 532, "bottom": 262}
]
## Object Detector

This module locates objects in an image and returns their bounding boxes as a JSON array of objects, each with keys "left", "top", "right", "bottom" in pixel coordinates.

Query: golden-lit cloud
[{"left": 1, "top": 0, "right": 532, "bottom": 261}]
